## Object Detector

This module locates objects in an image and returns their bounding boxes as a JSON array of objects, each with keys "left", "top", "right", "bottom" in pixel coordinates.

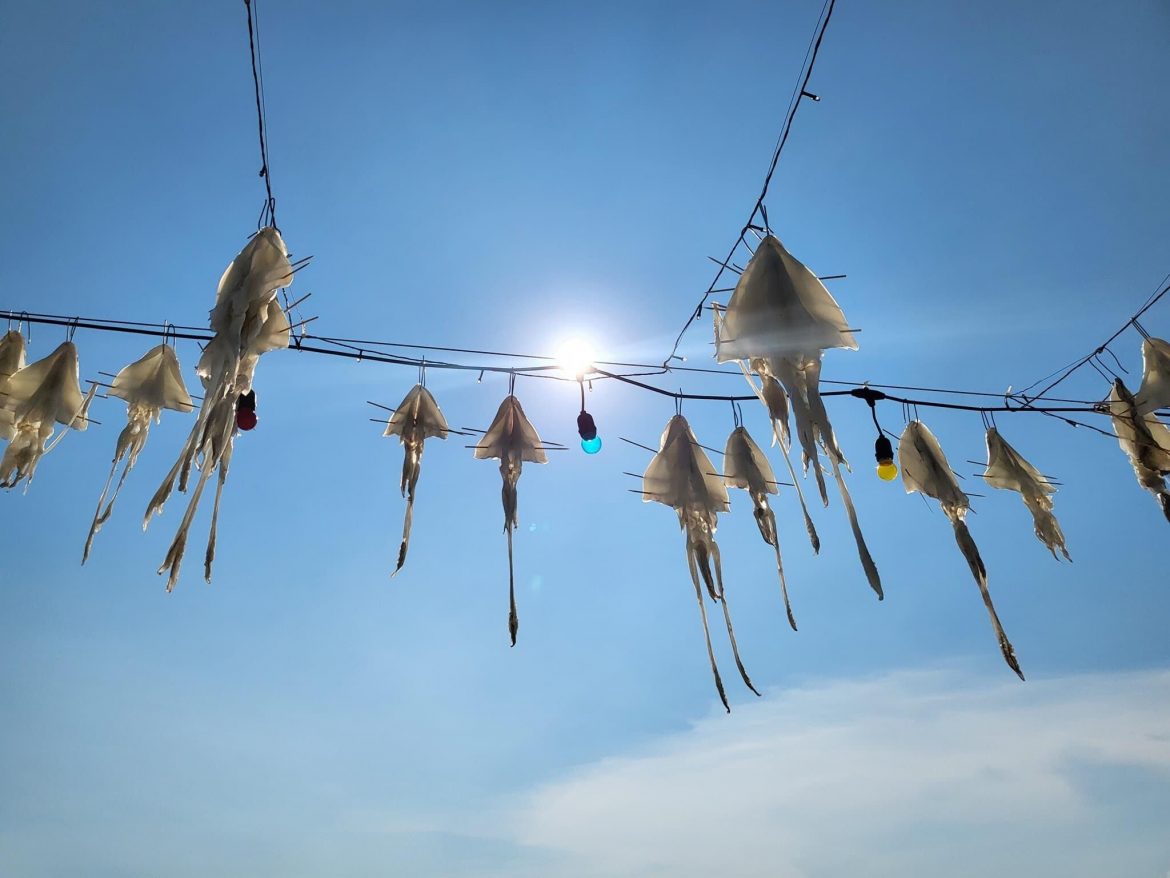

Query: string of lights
[{"left": 6, "top": 310, "right": 1165, "bottom": 441}]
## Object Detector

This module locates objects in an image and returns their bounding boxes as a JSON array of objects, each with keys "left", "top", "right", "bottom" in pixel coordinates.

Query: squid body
[
  {"left": 1108, "top": 378, "right": 1170, "bottom": 523},
  {"left": 983, "top": 427, "right": 1070, "bottom": 560},
  {"left": 82, "top": 344, "right": 194, "bottom": 562},
  {"left": 0, "top": 339, "right": 95, "bottom": 490},
  {"left": 144, "top": 227, "right": 293, "bottom": 589},
  {"left": 384, "top": 383, "right": 449, "bottom": 575},
  {"left": 643, "top": 414, "right": 759, "bottom": 712},
  {"left": 714, "top": 234, "right": 881, "bottom": 598},
  {"left": 899, "top": 420, "right": 1024, "bottom": 680},
  {"left": 723, "top": 424, "right": 797, "bottom": 630},
  {"left": 474, "top": 394, "right": 547, "bottom": 646}
]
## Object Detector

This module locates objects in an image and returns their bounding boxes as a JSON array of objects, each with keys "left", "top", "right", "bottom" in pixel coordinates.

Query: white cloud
[{"left": 485, "top": 667, "right": 1170, "bottom": 878}]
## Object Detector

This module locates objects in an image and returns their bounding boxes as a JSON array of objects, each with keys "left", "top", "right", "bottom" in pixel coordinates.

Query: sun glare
[{"left": 555, "top": 337, "right": 597, "bottom": 380}]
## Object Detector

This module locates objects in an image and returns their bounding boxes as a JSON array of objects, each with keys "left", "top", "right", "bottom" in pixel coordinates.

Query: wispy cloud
[{"left": 485, "top": 667, "right": 1170, "bottom": 878}]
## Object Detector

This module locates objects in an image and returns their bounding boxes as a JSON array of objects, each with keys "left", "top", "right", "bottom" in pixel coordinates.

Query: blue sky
[{"left": 2, "top": 1, "right": 1169, "bottom": 875}]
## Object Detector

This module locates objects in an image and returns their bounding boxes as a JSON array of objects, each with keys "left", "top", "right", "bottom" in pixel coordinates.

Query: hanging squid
[
  {"left": 1134, "top": 336, "right": 1170, "bottom": 415},
  {"left": 643, "top": 414, "right": 760, "bottom": 712},
  {"left": 383, "top": 383, "right": 449, "bottom": 575},
  {"left": 723, "top": 424, "right": 797, "bottom": 631},
  {"left": 899, "top": 420, "right": 1024, "bottom": 680},
  {"left": 144, "top": 227, "right": 293, "bottom": 589},
  {"left": 714, "top": 234, "right": 881, "bottom": 598},
  {"left": 982, "top": 427, "right": 1070, "bottom": 560},
  {"left": 0, "top": 340, "right": 96, "bottom": 490},
  {"left": 473, "top": 394, "right": 548, "bottom": 646},
  {"left": 82, "top": 343, "right": 194, "bottom": 563},
  {"left": 1107, "top": 378, "right": 1170, "bottom": 523}
]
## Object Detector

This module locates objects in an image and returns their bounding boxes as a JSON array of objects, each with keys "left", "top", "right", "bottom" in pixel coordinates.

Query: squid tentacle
[
  {"left": 951, "top": 516, "right": 1024, "bottom": 680},
  {"left": 686, "top": 542, "right": 729, "bottom": 713}
]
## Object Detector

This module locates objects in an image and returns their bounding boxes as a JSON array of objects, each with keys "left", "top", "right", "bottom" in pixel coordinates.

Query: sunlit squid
[
  {"left": 982, "top": 427, "right": 1070, "bottom": 560},
  {"left": 899, "top": 420, "right": 1024, "bottom": 680},
  {"left": 1108, "top": 378, "right": 1170, "bottom": 523},
  {"left": 715, "top": 234, "right": 881, "bottom": 598},
  {"left": 144, "top": 227, "right": 293, "bottom": 589},
  {"left": 473, "top": 394, "right": 548, "bottom": 646},
  {"left": 383, "top": 383, "right": 449, "bottom": 575},
  {"left": 0, "top": 340, "right": 95, "bottom": 490},
  {"left": 723, "top": 424, "right": 797, "bottom": 630},
  {"left": 643, "top": 414, "right": 760, "bottom": 712},
  {"left": 82, "top": 343, "right": 193, "bottom": 563}
]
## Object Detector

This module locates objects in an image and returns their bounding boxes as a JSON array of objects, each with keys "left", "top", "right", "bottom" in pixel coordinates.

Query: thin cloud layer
[{"left": 493, "top": 668, "right": 1170, "bottom": 878}]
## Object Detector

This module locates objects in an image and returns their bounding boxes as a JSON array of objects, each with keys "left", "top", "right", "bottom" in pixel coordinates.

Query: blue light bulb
[{"left": 581, "top": 435, "right": 602, "bottom": 454}]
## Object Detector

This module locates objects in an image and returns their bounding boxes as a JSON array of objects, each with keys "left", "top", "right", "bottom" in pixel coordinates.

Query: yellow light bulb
[{"left": 876, "top": 461, "right": 898, "bottom": 481}]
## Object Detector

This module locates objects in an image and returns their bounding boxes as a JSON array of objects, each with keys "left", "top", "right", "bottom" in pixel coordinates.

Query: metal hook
[
  {"left": 162, "top": 321, "right": 177, "bottom": 348},
  {"left": 419, "top": 357, "right": 426, "bottom": 387},
  {"left": 1133, "top": 318, "right": 1152, "bottom": 340},
  {"left": 66, "top": 316, "right": 79, "bottom": 342},
  {"left": 508, "top": 370, "right": 516, "bottom": 396}
]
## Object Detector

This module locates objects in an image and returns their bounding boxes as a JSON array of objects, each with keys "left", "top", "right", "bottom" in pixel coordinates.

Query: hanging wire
[
  {"left": 662, "top": 0, "right": 837, "bottom": 367},
  {"left": 244, "top": 0, "right": 276, "bottom": 229},
  {"left": 5, "top": 309, "right": 1168, "bottom": 430},
  {"left": 1016, "top": 271, "right": 1170, "bottom": 403}
]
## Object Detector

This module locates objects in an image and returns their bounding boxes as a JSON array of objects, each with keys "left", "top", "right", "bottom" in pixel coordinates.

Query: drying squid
[
  {"left": 643, "top": 414, "right": 760, "bottom": 712},
  {"left": 383, "top": 383, "right": 449, "bottom": 575},
  {"left": 473, "top": 394, "right": 548, "bottom": 646},
  {"left": 82, "top": 343, "right": 193, "bottom": 563},
  {"left": 982, "top": 427, "right": 1070, "bottom": 560},
  {"left": 899, "top": 420, "right": 1024, "bottom": 680},
  {"left": 1134, "top": 337, "right": 1170, "bottom": 415},
  {"left": 723, "top": 424, "right": 797, "bottom": 631},
  {"left": 714, "top": 234, "right": 881, "bottom": 598},
  {"left": 144, "top": 227, "right": 293, "bottom": 589},
  {"left": 1108, "top": 379, "right": 1170, "bottom": 523},
  {"left": 0, "top": 340, "right": 95, "bottom": 490}
]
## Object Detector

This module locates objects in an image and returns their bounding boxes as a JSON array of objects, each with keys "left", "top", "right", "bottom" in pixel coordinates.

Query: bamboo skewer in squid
[
  {"left": 714, "top": 234, "right": 881, "bottom": 598},
  {"left": 982, "top": 427, "right": 1070, "bottom": 560},
  {"left": 643, "top": 414, "right": 760, "bottom": 712},
  {"left": 723, "top": 424, "right": 797, "bottom": 630},
  {"left": 899, "top": 420, "right": 1024, "bottom": 680},
  {"left": 473, "top": 394, "right": 547, "bottom": 646},
  {"left": 0, "top": 340, "right": 95, "bottom": 490},
  {"left": 82, "top": 343, "right": 193, "bottom": 563},
  {"left": 143, "top": 227, "right": 293, "bottom": 590},
  {"left": 383, "top": 383, "right": 449, "bottom": 575}
]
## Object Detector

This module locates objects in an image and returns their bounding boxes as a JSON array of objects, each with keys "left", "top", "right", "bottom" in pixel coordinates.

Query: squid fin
[
  {"left": 951, "top": 517, "right": 1024, "bottom": 680},
  {"left": 687, "top": 544, "right": 729, "bottom": 713},
  {"left": 829, "top": 455, "right": 883, "bottom": 599}
]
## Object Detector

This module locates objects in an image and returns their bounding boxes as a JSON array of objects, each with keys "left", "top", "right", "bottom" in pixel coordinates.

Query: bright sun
[{"left": 554, "top": 337, "right": 597, "bottom": 380}]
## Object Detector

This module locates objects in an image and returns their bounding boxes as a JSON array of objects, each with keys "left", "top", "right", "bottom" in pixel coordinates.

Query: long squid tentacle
[
  {"left": 951, "top": 516, "right": 1024, "bottom": 680},
  {"left": 506, "top": 525, "right": 518, "bottom": 647},
  {"left": 710, "top": 540, "right": 761, "bottom": 697},
  {"left": 392, "top": 443, "right": 422, "bottom": 576},
  {"left": 828, "top": 454, "right": 883, "bottom": 599},
  {"left": 83, "top": 455, "right": 122, "bottom": 564},
  {"left": 758, "top": 501, "right": 797, "bottom": 630},
  {"left": 686, "top": 541, "right": 729, "bottom": 713},
  {"left": 204, "top": 433, "right": 234, "bottom": 583}
]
